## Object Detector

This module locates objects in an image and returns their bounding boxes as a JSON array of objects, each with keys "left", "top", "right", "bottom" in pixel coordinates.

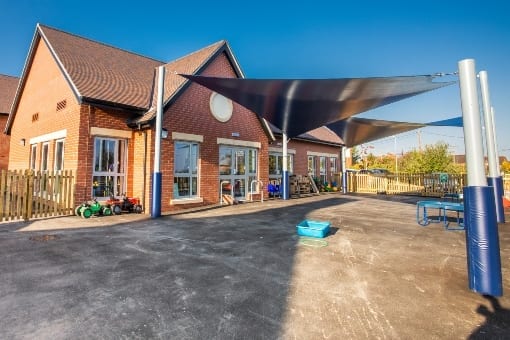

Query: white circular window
[{"left": 209, "top": 92, "right": 233, "bottom": 122}]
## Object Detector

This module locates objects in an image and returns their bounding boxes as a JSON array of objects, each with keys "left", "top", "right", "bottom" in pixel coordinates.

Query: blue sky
[{"left": 1, "top": 0, "right": 509, "bottom": 158}]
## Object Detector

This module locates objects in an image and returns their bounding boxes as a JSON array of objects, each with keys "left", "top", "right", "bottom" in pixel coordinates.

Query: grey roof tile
[{"left": 0, "top": 74, "right": 19, "bottom": 115}]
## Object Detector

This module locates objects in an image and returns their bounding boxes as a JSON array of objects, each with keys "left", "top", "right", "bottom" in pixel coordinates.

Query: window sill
[{"left": 170, "top": 197, "right": 203, "bottom": 205}]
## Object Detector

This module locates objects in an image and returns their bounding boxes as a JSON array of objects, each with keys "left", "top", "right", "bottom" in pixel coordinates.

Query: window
[
  {"left": 308, "top": 156, "right": 316, "bottom": 176},
  {"left": 319, "top": 156, "right": 327, "bottom": 184},
  {"left": 173, "top": 142, "right": 199, "bottom": 198},
  {"left": 247, "top": 149, "right": 258, "bottom": 193},
  {"left": 219, "top": 146, "right": 258, "bottom": 199},
  {"left": 330, "top": 157, "right": 337, "bottom": 179},
  {"left": 269, "top": 152, "right": 293, "bottom": 178},
  {"left": 41, "top": 143, "right": 49, "bottom": 172},
  {"left": 54, "top": 139, "right": 64, "bottom": 171},
  {"left": 92, "top": 137, "right": 127, "bottom": 198},
  {"left": 30, "top": 145, "right": 37, "bottom": 170}
]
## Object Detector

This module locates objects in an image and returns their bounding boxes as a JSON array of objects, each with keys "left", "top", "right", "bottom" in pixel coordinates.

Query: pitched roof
[
  {"left": 0, "top": 74, "right": 19, "bottom": 115},
  {"left": 301, "top": 126, "right": 344, "bottom": 145},
  {"left": 269, "top": 122, "right": 343, "bottom": 146},
  {"left": 5, "top": 24, "right": 241, "bottom": 134},
  {"left": 5, "top": 24, "right": 274, "bottom": 140},
  {"left": 130, "top": 40, "right": 234, "bottom": 126},
  {"left": 38, "top": 24, "right": 164, "bottom": 109}
]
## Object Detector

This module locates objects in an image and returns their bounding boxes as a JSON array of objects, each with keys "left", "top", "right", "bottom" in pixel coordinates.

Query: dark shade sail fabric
[
  {"left": 180, "top": 74, "right": 454, "bottom": 138},
  {"left": 327, "top": 117, "right": 425, "bottom": 147},
  {"left": 327, "top": 116, "right": 463, "bottom": 147}
]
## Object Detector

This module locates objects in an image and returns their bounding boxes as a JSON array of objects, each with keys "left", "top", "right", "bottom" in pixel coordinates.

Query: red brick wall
[
  {"left": 0, "top": 115, "right": 10, "bottom": 170},
  {"left": 9, "top": 37, "right": 338, "bottom": 215},
  {"left": 158, "top": 52, "right": 270, "bottom": 212},
  {"left": 74, "top": 105, "right": 136, "bottom": 205},
  {"left": 8, "top": 38, "right": 81, "bottom": 174},
  {"left": 7, "top": 38, "right": 139, "bottom": 207}
]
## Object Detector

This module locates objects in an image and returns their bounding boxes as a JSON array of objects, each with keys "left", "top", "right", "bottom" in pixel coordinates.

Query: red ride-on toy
[{"left": 106, "top": 195, "right": 143, "bottom": 215}]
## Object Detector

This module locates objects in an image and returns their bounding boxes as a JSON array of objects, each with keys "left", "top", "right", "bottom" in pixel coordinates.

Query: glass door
[
  {"left": 92, "top": 137, "right": 126, "bottom": 199},
  {"left": 219, "top": 146, "right": 256, "bottom": 201}
]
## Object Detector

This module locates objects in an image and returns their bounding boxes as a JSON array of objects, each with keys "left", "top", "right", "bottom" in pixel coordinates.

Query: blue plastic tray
[{"left": 296, "top": 220, "right": 330, "bottom": 238}]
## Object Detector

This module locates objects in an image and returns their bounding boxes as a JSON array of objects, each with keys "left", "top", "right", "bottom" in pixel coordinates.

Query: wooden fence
[
  {"left": 505, "top": 174, "right": 510, "bottom": 198},
  {"left": 0, "top": 170, "right": 75, "bottom": 222},
  {"left": 347, "top": 172, "right": 467, "bottom": 197}
]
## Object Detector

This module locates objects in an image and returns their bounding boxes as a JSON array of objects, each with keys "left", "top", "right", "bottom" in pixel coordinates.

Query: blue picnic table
[{"left": 416, "top": 200, "right": 464, "bottom": 230}]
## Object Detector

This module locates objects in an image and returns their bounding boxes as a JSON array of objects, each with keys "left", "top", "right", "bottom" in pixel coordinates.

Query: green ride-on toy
[{"left": 75, "top": 198, "right": 112, "bottom": 219}]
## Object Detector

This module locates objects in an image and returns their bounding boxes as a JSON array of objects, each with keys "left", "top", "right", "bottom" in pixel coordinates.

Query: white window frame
[
  {"left": 54, "top": 139, "right": 65, "bottom": 171},
  {"left": 173, "top": 141, "right": 199, "bottom": 199},
  {"left": 92, "top": 137, "right": 127, "bottom": 199},
  {"left": 269, "top": 152, "right": 294, "bottom": 178},
  {"left": 30, "top": 144, "right": 37, "bottom": 170},
  {"left": 330, "top": 157, "right": 337, "bottom": 180},
  {"left": 308, "top": 155, "right": 316, "bottom": 177},
  {"left": 319, "top": 156, "right": 327, "bottom": 184},
  {"left": 41, "top": 142, "right": 49, "bottom": 172}
]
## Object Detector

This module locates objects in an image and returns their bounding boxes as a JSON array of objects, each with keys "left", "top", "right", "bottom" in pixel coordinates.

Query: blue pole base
[
  {"left": 342, "top": 171, "right": 348, "bottom": 194},
  {"left": 487, "top": 177, "right": 505, "bottom": 223},
  {"left": 282, "top": 170, "right": 290, "bottom": 200},
  {"left": 463, "top": 186, "right": 502, "bottom": 296},
  {"left": 151, "top": 172, "right": 162, "bottom": 218}
]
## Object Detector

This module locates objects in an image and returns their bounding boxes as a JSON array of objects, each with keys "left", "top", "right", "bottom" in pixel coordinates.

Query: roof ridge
[
  {"left": 37, "top": 23, "right": 165, "bottom": 64},
  {"left": 164, "top": 40, "right": 226, "bottom": 66},
  {"left": 0, "top": 74, "right": 19, "bottom": 79}
]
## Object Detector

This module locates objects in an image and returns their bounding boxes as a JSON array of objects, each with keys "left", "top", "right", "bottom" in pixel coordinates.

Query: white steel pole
[
  {"left": 479, "top": 71, "right": 499, "bottom": 178},
  {"left": 282, "top": 132, "right": 289, "bottom": 199},
  {"left": 479, "top": 71, "right": 505, "bottom": 223},
  {"left": 458, "top": 59, "right": 487, "bottom": 186},
  {"left": 341, "top": 146, "right": 347, "bottom": 193},
  {"left": 151, "top": 66, "right": 165, "bottom": 218},
  {"left": 458, "top": 58, "right": 502, "bottom": 297}
]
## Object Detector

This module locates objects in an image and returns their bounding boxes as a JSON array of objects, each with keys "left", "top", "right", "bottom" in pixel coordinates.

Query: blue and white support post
[
  {"left": 282, "top": 132, "right": 290, "bottom": 200},
  {"left": 479, "top": 71, "right": 505, "bottom": 223},
  {"left": 341, "top": 146, "right": 347, "bottom": 194},
  {"left": 151, "top": 66, "right": 165, "bottom": 218},
  {"left": 458, "top": 59, "right": 502, "bottom": 296}
]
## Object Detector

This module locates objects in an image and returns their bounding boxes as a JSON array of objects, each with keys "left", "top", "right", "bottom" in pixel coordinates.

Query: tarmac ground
[{"left": 1, "top": 193, "right": 509, "bottom": 339}]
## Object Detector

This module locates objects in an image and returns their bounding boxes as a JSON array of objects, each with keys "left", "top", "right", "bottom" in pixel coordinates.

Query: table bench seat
[{"left": 416, "top": 201, "right": 464, "bottom": 230}]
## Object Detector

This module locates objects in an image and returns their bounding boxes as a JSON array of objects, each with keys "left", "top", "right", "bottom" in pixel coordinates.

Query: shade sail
[
  {"left": 180, "top": 74, "right": 454, "bottom": 138},
  {"left": 327, "top": 116, "right": 463, "bottom": 147},
  {"left": 327, "top": 117, "right": 425, "bottom": 147},
  {"left": 426, "top": 116, "right": 463, "bottom": 127}
]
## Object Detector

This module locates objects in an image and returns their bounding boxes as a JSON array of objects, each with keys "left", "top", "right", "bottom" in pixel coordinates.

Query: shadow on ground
[
  {"left": 0, "top": 196, "right": 353, "bottom": 339},
  {"left": 469, "top": 295, "right": 510, "bottom": 339},
  {"left": 1, "top": 194, "right": 509, "bottom": 339}
]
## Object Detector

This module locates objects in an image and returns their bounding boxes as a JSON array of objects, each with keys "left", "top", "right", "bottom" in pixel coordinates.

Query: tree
[
  {"left": 421, "top": 142, "right": 452, "bottom": 173},
  {"left": 398, "top": 142, "right": 458, "bottom": 174},
  {"left": 400, "top": 149, "right": 424, "bottom": 174},
  {"left": 350, "top": 146, "right": 361, "bottom": 165},
  {"left": 371, "top": 154, "right": 395, "bottom": 172},
  {"left": 501, "top": 160, "right": 510, "bottom": 174}
]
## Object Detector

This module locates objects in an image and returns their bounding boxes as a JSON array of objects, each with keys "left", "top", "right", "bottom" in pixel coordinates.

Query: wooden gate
[{"left": 0, "top": 170, "right": 75, "bottom": 222}]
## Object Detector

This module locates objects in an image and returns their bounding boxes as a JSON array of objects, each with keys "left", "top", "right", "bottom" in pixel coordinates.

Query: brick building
[
  {"left": 0, "top": 74, "right": 18, "bottom": 170},
  {"left": 268, "top": 123, "right": 342, "bottom": 186},
  {"left": 5, "top": 24, "right": 343, "bottom": 213}
]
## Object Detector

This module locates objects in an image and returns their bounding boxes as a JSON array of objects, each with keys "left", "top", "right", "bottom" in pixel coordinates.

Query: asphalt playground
[{"left": 1, "top": 193, "right": 509, "bottom": 339}]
